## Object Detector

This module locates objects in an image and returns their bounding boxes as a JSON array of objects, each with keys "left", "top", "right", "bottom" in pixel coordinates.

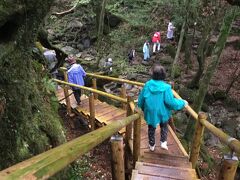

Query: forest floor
[{"left": 59, "top": 107, "right": 112, "bottom": 179}]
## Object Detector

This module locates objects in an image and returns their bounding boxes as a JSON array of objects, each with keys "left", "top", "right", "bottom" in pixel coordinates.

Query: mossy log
[
  {"left": 0, "top": 0, "right": 65, "bottom": 170},
  {"left": 0, "top": 114, "right": 140, "bottom": 179}
]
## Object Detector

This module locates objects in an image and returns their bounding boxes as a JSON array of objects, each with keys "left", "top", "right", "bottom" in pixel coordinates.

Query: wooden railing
[
  {"left": 81, "top": 72, "right": 240, "bottom": 179},
  {"left": 0, "top": 114, "right": 140, "bottom": 179},
  {"left": 0, "top": 70, "right": 239, "bottom": 179},
  {"left": 0, "top": 72, "right": 142, "bottom": 179}
]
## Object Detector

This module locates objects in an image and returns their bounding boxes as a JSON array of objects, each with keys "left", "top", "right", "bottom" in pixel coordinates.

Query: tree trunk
[
  {"left": 225, "top": 52, "right": 239, "bottom": 94},
  {"left": 188, "top": 8, "right": 224, "bottom": 89},
  {"left": 184, "top": 7, "right": 237, "bottom": 142},
  {"left": 184, "top": 29, "right": 192, "bottom": 71},
  {"left": 0, "top": 0, "right": 66, "bottom": 170},
  {"left": 171, "top": 0, "right": 191, "bottom": 79},
  {"left": 96, "top": 0, "right": 108, "bottom": 67},
  {"left": 171, "top": 20, "right": 186, "bottom": 79}
]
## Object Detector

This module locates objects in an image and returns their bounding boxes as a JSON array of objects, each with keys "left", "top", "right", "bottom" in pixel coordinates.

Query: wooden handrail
[
  {"left": 57, "top": 70, "right": 240, "bottom": 154},
  {"left": 53, "top": 79, "right": 127, "bottom": 103},
  {"left": 0, "top": 114, "right": 140, "bottom": 179},
  {"left": 86, "top": 72, "right": 198, "bottom": 120},
  {"left": 200, "top": 118, "right": 240, "bottom": 154}
]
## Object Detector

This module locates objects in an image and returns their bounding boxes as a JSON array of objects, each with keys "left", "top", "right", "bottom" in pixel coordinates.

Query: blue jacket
[
  {"left": 138, "top": 79, "right": 186, "bottom": 128},
  {"left": 68, "top": 64, "right": 86, "bottom": 90}
]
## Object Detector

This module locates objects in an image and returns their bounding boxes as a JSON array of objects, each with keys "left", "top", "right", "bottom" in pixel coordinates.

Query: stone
[
  {"left": 77, "top": 43, "right": 84, "bottom": 51},
  {"left": 76, "top": 52, "right": 82, "bottom": 58},
  {"left": 82, "top": 38, "right": 91, "bottom": 48},
  {"left": 62, "top": 46, "right": 78, "bottom": 55},
  {"left": 67, "top": 20, "right": 83, "bottom": 29}
]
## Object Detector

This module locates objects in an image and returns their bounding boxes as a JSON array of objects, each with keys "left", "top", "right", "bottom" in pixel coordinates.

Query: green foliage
[
  {"left": 67, "top": 156, "right": 90, "bottom": 179},
  {"left": 72, "top": 0, "right": 91, "bottom": 6}
]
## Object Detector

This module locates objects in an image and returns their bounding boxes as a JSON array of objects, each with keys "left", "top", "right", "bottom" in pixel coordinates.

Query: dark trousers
[
  {"left": 148, "top": 122, "right": 168, "bottom": 146},
  {"left": 73, "top": 89, "right": 81, "bottom": 104}
]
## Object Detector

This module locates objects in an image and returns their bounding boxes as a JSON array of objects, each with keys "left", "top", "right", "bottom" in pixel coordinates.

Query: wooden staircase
[
  {"left": 131, "top": 151, "right": 199, "bottom": 180},
  {"left": 57, "top": 88, "right": 199, "bottom": 180},
  {"left": 132, "top": 161, "right": 199, "bottom": 180}
]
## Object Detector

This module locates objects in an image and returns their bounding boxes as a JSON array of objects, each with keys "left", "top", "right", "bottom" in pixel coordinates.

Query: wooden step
[
  {"left": 139, "top": 151, "right": 192, "bottom": 168},
  {"left": 132, "top": 173, "right": 189, "bottom": 180},
  {"left": 134, "top": 162, "right": 198, "bottom": 180}
]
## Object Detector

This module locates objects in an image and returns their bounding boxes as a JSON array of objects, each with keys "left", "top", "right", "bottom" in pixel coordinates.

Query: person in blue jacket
[
  {"left": 138, "top": 64, "right": 187, "bottom": 151},
  {"left": 66, "top": 55, "right": 86, "bottom": 105},
  {"left": 143, "top": 40, "right": 150, "bottom": 61}
]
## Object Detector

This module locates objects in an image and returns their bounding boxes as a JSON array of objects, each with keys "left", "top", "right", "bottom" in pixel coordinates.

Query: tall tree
[
  {"left": 0, "top": 0, "right": 66, "bottom": 169},
  {"left": 184, "top": 7, "right": 237, "bottom": 142},
  {"left": 171, "top": 0, "right": 191, "bottom": 78}
]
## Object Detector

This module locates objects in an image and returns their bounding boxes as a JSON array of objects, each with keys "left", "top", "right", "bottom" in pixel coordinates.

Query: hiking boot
[
  {"left": 149, "top": 144, "right": 155, "bottom": 152},
  {"left": 160, "top": 141, "right": 168, "bottom": 150}
]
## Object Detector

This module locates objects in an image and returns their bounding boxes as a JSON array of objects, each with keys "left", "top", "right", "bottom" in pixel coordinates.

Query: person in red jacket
[{"left": 152, "top": 32, "right": 161, "bottom": 53}]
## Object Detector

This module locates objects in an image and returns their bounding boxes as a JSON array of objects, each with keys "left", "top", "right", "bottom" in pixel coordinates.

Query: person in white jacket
[{"left": 167, "top": 20, "right": 175, "bottom": 40}]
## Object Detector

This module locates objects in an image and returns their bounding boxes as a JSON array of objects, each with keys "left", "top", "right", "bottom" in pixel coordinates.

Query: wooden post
[
  {"left": 63, "top": 70, "right": 71, "bottom": 115},
  {"left": 218, "top": 154, "right": 238, "bottom": 180},
  {"left": 121, "top": 84, "right": 127, "bottom": 110},
  {"left": 133, "top": 114, "right": 142, "bottom": 166},
  {"left": 126, "top": 95, "right": 134, "bottom": 143},
  {"left": 92, "top": 78, "right": 98, "bottom": 100},
  {"left": 110, "top": 135, "right": 125, "bottom": 180},
  {"left": 169, "top": 81, "right": 177, "bottom": 133},
  {"left": 89, "top": 93, "right": 95, "bottom": 131},
  {"left": 189, "top": 112, "right": 207, "bottom": 168}
]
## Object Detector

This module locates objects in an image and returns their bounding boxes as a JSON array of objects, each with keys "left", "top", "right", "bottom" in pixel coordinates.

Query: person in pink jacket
[{"left": 152, "top": 32, "right": 161, "bottom": 53}]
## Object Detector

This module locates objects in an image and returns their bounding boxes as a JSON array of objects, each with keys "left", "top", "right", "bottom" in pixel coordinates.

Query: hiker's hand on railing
[{"left": 184, "top": 100, "right": 188, "bottom": 108}]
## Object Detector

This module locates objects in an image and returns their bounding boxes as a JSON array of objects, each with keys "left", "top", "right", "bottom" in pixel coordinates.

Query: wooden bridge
[{"left": 0, "top": 71, "right": 239, "bottom": 180}]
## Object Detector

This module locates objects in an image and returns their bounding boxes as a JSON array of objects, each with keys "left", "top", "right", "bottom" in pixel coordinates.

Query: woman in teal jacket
[{"left": 138, "top": 64, "right": 187, "bottom": 151}]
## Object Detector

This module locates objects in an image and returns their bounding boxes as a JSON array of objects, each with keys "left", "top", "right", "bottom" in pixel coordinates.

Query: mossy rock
[{"left": 178, "top": 87, "right": 197, "bottom": 103}]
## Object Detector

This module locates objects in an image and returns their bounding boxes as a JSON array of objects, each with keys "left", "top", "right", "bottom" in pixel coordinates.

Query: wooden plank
[
  {"left": 97, "top": 108, "right": 125, "bottom": 119},
  {"left": 133, "top": 173, "right": 186, "bottom": 180},
  {"left": 139, "top": 152, "right": 191, "bottom": 168},
  {"left": 106, "top": 113, "right": 126, "bottom": 123},
  {"left": 95, "top": 107, "right": 118, "bottom": 117},
  {"left": 136, "top": 162, "right": 197, "bottom": 180},
  {"left": 131, "top": 170, "right": 139, "bottom": 180},
  {"left": 168, "top": 125, "right": 189, "bottom": 157}
]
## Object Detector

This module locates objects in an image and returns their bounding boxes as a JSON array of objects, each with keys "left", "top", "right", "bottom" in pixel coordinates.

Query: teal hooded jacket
[{"left": 138, "top": 79, "right": 186, "bottom": 128}]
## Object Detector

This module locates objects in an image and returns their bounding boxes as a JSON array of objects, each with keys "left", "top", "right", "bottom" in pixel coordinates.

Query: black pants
[
  {"left": 73, "top": 89, "right": 81, "bottom": 104},
  {"left": 148, "top": 122, "right": 168, "bottom": 146}
]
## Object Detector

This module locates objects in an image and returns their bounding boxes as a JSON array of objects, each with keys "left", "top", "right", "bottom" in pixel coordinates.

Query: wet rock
[
  {"left": 84, "top": 55, "right": 95, "bottom": 61},
  {"left": 67, "top": 20, "right": 83, "bottom": 29},
  {"left": 62, "top": 46, "right": 79, "bottom": 54},
  {"left": 76, "top": 52, "right": 82, "bottom": 58},
  {"left": 82, "top": 38, "right": 91, "bottom": 48},
  {"left": 77, "top": 43, "right": 84, "bottom": 51}
]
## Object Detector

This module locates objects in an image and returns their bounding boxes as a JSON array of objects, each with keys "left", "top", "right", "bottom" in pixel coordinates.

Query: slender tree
[
  {"left": 184, "top": 7, "right": 237, "bottom": 142},
  {"left": 0, "top": 0, "right": 66, "bottom": 169},
  {"left": 171, "top": 0, "right": 191, "bottom": 78}
]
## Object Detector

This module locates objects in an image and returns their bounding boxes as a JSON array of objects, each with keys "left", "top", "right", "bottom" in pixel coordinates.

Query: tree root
[{"left": 52, "top": 4, "right": 77, "bottom": 16}]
